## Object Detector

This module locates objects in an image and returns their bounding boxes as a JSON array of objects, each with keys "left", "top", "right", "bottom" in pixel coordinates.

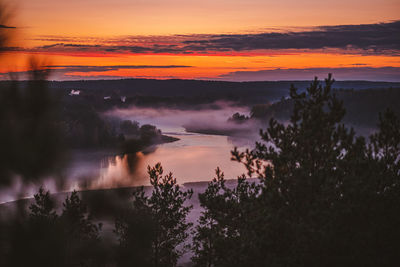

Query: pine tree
[
  {"left": 193, "top": 75, "right": 400, "bottom": 266},
  {"left": 61, "top": 190, "right": 102, "bottom": 266},
  {"left": 192, "top": 168, "right": 261, "bottom": 267},
  {"left": 29, "top": 187, "right": 58, "bottom": 223},
  {"left": 2, "top": 188, "right": 63, "bottom": 267},
  {"left": 115, "top": 163, "right": 193, "bottom": 267}
]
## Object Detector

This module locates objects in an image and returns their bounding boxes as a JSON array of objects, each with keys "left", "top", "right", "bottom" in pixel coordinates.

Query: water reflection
[
  {"left": 85, "top": 134, "right": 247, "bottom": 190},
  {"left": 90, "top": 153, "right": 147, "bottom": 189},
  {"left": 0, "top": 133, "right": 249, "bottom": 203}
]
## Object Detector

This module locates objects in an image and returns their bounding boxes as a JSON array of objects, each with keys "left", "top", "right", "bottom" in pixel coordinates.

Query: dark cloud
[
  {"left": 2, "top": 66, "right": 399, "bottom": 82},
  {"left": 215, "top": 67, "right": 400, "bottom": 82},
  {"left": 48, "top": 65, "right": 192, "bottom": 72},
  {"left": 24, "top": 21, "right": 400, "bottom": 56},
  {"left": 0, "top": 65, "right": 193, "bottom": 80},
  {"left": 0, "top": 24, "right": 15, "bottom": 29},
  {"left": 32, "top": 43, "right": 189, "bottom": 54},
  {"left": 0, "top": 46, "right": 19, "bottom": 52},
  {"left": 38, "top": 43, "right": 101, "bottom": 50},
  {"left": 182, "top": 21, "right": 400, "bottom": 53}
]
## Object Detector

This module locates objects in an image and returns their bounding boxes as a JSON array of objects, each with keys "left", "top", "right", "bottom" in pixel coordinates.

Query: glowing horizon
[{"left": 1, "top": 0, "right": 399, "bottom": 81}]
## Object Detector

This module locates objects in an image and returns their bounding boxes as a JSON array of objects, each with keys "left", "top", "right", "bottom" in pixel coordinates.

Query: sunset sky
[{"left": 1, "top": 0, "right": 399, "bottom": 81}]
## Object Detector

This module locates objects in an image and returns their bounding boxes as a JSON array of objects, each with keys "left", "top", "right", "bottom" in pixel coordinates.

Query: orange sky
[{"left": 1, "top": 0, "right": 399, "bottom": 81}]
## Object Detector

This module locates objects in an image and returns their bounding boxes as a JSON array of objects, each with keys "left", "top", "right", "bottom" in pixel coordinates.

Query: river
[
  {"left": 0, "top": 105, "right": 254, "bottom": 203},
  {"left": 68, "top": 130, "right": 248, "bottom": 191}
]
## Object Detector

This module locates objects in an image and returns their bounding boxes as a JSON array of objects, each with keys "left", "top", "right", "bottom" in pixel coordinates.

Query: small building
[{"left": 69, "top": 89, "right": 80, "bottom": 96}]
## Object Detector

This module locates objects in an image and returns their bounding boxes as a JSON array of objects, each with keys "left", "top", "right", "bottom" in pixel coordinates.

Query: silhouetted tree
[
  {"left": 115, "top": 163, "right": 193, "bottom": 267},
  {"left": 0, "top": 188, "right": 64, "bottom": 267},
  {"left": 140, "top": 124, "right": 162, "bottom": 144},
  {"left": 29, "top": 187, "right": 58, "bottom": 222},
  {"left": 191, "top": 169, "right": 225, "bottom": 267},
  {"left": 369, "top": 109, "right": 400, "bottom": 178},
  {"left": 192, "top": 168, "right": 262, "bottom": 267},
  {"left": 0, "top": 188, "right": 106, "bottom": 267},
  {"left": 60, "top": 191, "right": 103, "bottom": 266},
  {"left": 228, "top": 112, "right": 249, "bottom": 124},
  {"left": 114, "top": 188, "right": 156, "bottom": 267},
  {"left": 0, "top": 59, "right": 66, "bottom": 187},
  {"left": 120, "top": 120, "right": 140, "bottom": 136},
  {"left": 193, "top": 75, "right": 400, "bottom": 267},
  {"left": 192, "top": 169, "right": 262, "bottom": 267}
]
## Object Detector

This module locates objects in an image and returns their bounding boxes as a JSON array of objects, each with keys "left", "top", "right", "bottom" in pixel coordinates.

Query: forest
[{"left": 1, "top": 75, "right": 399, "bottom": 267}]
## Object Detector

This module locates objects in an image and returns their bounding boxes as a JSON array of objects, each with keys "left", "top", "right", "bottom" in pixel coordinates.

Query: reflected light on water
[
  {"left": 0, "top": 133, "right": 250, "bottom": 203},
  {"left": 90, "top": 153, "right": 148, "bottom": 189},
  {"left": 86, "top": 134, "right": 248, "bottom": 190}
]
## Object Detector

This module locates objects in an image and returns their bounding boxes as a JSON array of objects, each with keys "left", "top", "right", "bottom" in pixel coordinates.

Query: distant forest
[
  {"left": 1, "top": 78, "right": 398, "bottom": 148},
  {"left": 249, "top": 87, "right": 400, "bottom": 129},
  {"left": 1, "top": 79, "right": 399, "bottom": 110}
]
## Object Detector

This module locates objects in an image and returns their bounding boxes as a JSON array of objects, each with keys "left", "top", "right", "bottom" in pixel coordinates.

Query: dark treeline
[
  {"left": 1, "top": 75, "right": 399, "bottom": 266},
  {"left": 248, "top": 87, "right": 400, "bottom": 129},
  {"left": 1, "top": 79, "right": 399, "bottom": 111},
  {"left": 0, "top": 71, "right": 178, "bottom": 189},
  {"left": 0, "top": 164, "right": 193, "bottom": 267},
  {"left": 60, "top": 94, "right": 177, "bottom": 150},
  {"left": 0, "top": 76, "right": 174, "bottom": 159},
  {"left": 187, "top": 86, "right": 400, "bottom": 138},
  {"left": 0, "top": 74, "right": 176, "bottom": 150},
  {"left": 54, "top": 80, "right": 178, "bottom": 149},
  {"left": 0, "top": 189, "right": 104, "bottom": 267}
]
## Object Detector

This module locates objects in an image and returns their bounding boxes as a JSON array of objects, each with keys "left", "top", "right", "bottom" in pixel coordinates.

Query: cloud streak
[
  {"left": 49, "top": 65, "right": 192, "bottom": 72},
  {"left": 23, "top": 21, "right": 400, "bottom": 56},
  {"left": 0, "top": 65, "right": 193, "bottom": 80},
  {"left": 0, "top": 24, "right": 15, "bottom": 29},
  {"left": 182, "top": 21, "right": 400, "bottom": 53},
  {"left": 216, "top": 67, "right": 400, "bottom": 82}
]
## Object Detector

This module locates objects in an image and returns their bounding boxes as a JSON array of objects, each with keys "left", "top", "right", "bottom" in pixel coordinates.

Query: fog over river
[
  {"left": 70, "top": 132, "right": 248, "bottom": 190},
  {"left": 0, "top": 104, "right": 255, "bottom": 203}
]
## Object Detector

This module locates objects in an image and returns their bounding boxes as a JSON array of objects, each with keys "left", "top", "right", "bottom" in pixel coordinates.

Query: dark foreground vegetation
[
  {"left": 0, "top": 164, "right": 193, "bottom": 267},
  {"left": 1, "top": 75, "right": 399, "bottom": 266},
  {"left": 193, "top": 75, "right": 400, "bottom": 267}
]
